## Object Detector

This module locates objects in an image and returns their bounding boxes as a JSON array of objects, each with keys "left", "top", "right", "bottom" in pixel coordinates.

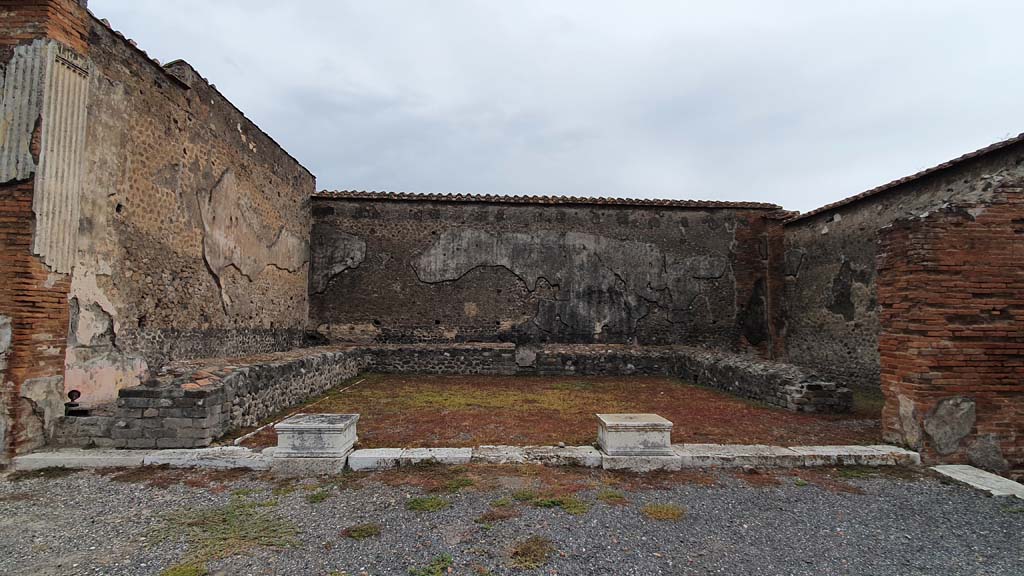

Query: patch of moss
[
  {"left": 306, "top": 490, "right": 332, "bottom": 504},
  {"left": 641, "top": 503, "right": 684, "bottom": 521},
  {"left": 596, "top": 489, "right": 628, "bottom": 506},
  {"left": 341, "top": 523, "right": 382, "bottom": 540},
  {"left": 153, "top": 497, "right": 297, "bottom": 565},
  {"left": 835, "top": 466, "right": 878, "bottom": 479},
  {"left": 474, "top": 507, "right": 519, "bottom": 524},
  {"left": 408, "top": 554, "right": 453, "bottom": 576},
  {"left": 509, "top": 536, "right": 555, "bottom": 569},
  {"left": 443, "top": 476, "right": 474, "bottom": 493},
  {"left": 159, "top": 563, "right": 208, "bottom": 576},
  {"left": 406, "top": 496, "right": 449, "bottom": 512},
  {"left": 532, "top": 495, "right": 589, "bottom": 515},
  {"left": 491, "top": 497, "right": 512, "bottom": 508},
  {"left": 511, "top": 490, "right": 536, "bottom": 502}
]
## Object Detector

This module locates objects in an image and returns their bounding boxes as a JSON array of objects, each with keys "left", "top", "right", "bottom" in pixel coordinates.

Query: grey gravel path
[{"left": 0, "top": 466, "right": 1021, "bottom": 576}]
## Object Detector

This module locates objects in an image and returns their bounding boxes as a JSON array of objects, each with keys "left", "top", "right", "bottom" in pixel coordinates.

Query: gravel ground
[{"left": 0, "top": 465, "right": 1021, "bottom": 576}]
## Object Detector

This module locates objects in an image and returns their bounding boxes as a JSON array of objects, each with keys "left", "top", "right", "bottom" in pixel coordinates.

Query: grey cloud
[{"left": 90, "top": 0, "right": 1024, "bottom": 212}]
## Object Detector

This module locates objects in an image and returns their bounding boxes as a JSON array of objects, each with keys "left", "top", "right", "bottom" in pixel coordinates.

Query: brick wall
[
  {"left": 0, "top": 181, "right": 72, "bottom": 459},
  {"left": 0, "top": 0, "right": 88, "bottom": 56},
  {"left": 878, "top": 187, "right": 1024, "bottom": 477},
  {"left": 0, "top": 0, "right": 89, "bottom": 463}
]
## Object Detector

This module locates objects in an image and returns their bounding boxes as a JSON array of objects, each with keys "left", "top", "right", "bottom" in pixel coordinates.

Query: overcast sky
[{"left": 90, "top": 1, "right": 1022, "bottom": 213}]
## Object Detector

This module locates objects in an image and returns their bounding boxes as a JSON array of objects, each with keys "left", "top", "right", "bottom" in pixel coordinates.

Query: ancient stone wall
[
  {"left": 530, "top": 344, "right": 850, "bottom": 412},
  {"left": 63, "top": 17, "right": 316, "bottom": 408},
  {"left": 310, "top": 193, "right": 785, "bottom": 355},
  {"left": 878, "top": 187, "right": 1024, "bottom": 477},
  {"left": 364, "top": 343, "right": 517, "bottom": 375},
  {"left": 783, "top": 139, "right": 1024, "bottom": 390},
  {"left": 54, "top": 346, "right": 366, "bottom": 449}
]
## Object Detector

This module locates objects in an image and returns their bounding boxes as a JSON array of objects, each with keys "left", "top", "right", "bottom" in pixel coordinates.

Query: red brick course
[
  {"left": 0, "top": 0, "right": 88, "bottom": 55},
  {"left": 0, "top": 181, "right": 71, "bottom": 458},
  {"left": 878, "top": 188, "right": 1024, "bottom": 477}
]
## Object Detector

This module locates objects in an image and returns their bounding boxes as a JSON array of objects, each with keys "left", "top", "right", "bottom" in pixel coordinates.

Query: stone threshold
[
  {"left": 931, "top": 465, "right": 1024, "bottom": 500},
  {"left": 8, "top": 444, "right": 919, "bottom": 474}
]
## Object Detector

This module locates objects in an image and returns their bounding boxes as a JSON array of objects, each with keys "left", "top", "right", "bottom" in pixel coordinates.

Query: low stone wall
[
  {"left": 363, "top": 343, "right": 516, "bottom": 375},
  {"left": 55, "top": 347, "right": 366, "bottom": 449},
  {"left": 531, "top": 344, "right": 851, "bottom": 413}
]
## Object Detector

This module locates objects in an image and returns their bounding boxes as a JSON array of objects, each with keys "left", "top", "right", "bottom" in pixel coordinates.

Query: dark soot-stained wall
[{"left": 310, "top": 196, "right": 783, "bottom": 353}]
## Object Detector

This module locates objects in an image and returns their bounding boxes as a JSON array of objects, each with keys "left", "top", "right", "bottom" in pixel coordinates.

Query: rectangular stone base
[
  {"left": 275, "top": 413, "right": 359, "bottom": 459},
  {"left": 597, "top": 413, "right": 674, "bottom": 456}
]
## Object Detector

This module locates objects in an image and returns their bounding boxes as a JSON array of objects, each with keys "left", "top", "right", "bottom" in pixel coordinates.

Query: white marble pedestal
[{"left": 596, "top": 413, "right": 673, "bottom": 456}]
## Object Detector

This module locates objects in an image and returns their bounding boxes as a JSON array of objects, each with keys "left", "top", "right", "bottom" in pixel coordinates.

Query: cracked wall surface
[
  {"left": 311, "top": 198, "right": 780, "bottom": 351},
  {"left": 61, "top": 19, "right": 315, "bottom": 407},
  {"left": 782, "top": 141, "right": 1024, "bottom": 390}
]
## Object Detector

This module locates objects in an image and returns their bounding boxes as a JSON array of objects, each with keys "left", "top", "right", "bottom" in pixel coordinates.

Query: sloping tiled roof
[
  {"left": 787, "top": 132, "right": 1024, "bottom": 224},
  {"left": 313, "top": 190, "right": 782, "bottom": 210}
]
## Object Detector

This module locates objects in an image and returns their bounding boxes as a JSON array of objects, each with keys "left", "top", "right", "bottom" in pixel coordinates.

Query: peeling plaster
[
  {"left": 198, "top": 169, "right": 308, "bottom": 308},
  {"left": 64, "top": 270, "right": 147, "bottom": 407},
  {"left": 19, "top": 376, "right": 64, "bottom": 442},
  {"left": 310, "top": 225, "right": 365, "bottom": 293}
]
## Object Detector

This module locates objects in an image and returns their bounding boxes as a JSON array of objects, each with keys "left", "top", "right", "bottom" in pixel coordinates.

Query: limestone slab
[
  {"left": 473, "top": 445, "right": 601, "bottom": 468},
  {"left": 143, "top": 446, "right": 270, "bottom": 470},
  {"left": 347, "top": 448, "right": 403, "bottom": 471},
  {"left": 596, "top": 413, "right": 673, "bottom": 456},
  {"left": 275, "top": 413, "right": 358, "bottom": 459},
  {"left": 932, "top": 465, "right": 1024, "bottom": 499},
  {"left": 400, "top": 447, "right": 472, "bottom": 466},
  {"left": 11, "top": 449, "right": 152, "bottom": 470},
  {"left": 472, "top": 445, "right": 528, "bottom": 465},
  {"left": 866, "top": 445, "right": 922, "bottom": 466},
  {"left": 789, "top": 445, "right": 907, "bottom": 467},
  {"left": 675, "top": 444, "right": 803, "bottom": 468}
]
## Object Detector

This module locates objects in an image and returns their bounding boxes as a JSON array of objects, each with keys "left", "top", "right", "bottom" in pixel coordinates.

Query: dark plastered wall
[
  {"left": 310, "top": 198, "right": 781, "bottom": 353},
  {"left": 64, "top": 18, "right": 316, "bottom": 407},
  {"left": 782, "top": 142, "right": 1024, "bottom": 390}
]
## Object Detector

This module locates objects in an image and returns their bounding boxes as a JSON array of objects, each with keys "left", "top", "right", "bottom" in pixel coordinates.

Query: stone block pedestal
[
  {"left": 272, "top": 413, "right": 358, "bottom": 476},
  {"left": 597, "top": 413, "right": 673, "bottom": 456},
  {"left": 275, "top": 413, "right": 358, "bottom": 458}
]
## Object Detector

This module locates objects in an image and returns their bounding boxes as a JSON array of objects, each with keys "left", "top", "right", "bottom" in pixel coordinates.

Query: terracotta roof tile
[
  {"left": 787, "top": 132, "right": 1024, "bottom": 224},
  {"left": 313, "top": 190, "right": 782, "bottom": 210}
]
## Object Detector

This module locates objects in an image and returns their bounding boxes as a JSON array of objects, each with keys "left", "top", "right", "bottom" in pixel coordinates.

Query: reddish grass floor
[{"left": 239, "top": 373, "right": 882, "bottom": 450}]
